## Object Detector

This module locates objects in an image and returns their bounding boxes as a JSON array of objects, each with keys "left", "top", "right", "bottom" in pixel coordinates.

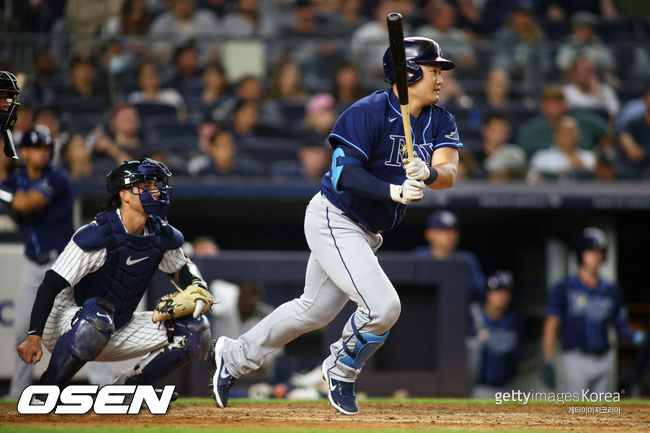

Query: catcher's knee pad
[
  {"left": 339, "top": 314, "right": 389, "bottom": 370},
  {"left": 41, "top": 297, "right": 115, "bottom": 385},
  {"left": 66, "top": 297, "right": 115, "bottom": 361},
  {"left": 172, "top": 315, "right": 211, "bottom": 360}
]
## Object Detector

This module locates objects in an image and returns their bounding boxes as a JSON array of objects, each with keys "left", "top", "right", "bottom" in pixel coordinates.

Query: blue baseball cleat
[
  {"left": 322, "top": 361, "right": 359, "bottom": 415},
  {"left": 210, "top": 336, "right": 235, "bottom": 408}
]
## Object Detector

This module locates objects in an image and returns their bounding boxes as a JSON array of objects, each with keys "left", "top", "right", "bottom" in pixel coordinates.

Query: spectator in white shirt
[
  {"left": 127, "top": 61, "right": 189, "bottom": 122},
  {"left": 562, "top": 56, "right": 620, "bottom": 121},
  {"left": 529, "top": 115, "right": 595, "bottom": 182}
]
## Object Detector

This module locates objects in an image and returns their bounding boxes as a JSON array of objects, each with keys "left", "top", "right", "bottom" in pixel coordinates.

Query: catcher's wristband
[{"left": 192, "top": 278, "right": 207, "bottom": 289}]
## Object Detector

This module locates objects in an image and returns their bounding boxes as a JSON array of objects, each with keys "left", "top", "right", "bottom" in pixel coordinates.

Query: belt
[
  {"left": 27, "top": 250, "right": 59, "bottom": 265},
  {"left": 319, "top": 191, "right": 382, "bottom": 234}
]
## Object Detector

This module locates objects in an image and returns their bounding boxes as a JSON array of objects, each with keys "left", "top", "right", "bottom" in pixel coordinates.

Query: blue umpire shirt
[{"left": 2, "top": 165, "right": 74, "bottom": 260}]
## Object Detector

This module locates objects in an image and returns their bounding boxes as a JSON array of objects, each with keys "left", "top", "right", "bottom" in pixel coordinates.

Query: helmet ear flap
[{"left": 406, "top": 60, "right": 423, "bottom": 84}]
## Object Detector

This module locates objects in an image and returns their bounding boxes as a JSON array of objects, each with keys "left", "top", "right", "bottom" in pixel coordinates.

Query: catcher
[{"left": 17, "top": 158, "right": 213, "bottom": 391}]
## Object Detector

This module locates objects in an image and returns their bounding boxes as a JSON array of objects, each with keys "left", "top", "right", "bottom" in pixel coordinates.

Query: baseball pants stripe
[{"left": 220, "top": 193, "right": 401, "bottom": 382}]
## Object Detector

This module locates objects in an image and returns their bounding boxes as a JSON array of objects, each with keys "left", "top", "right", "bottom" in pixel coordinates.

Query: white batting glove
[
  {"left": 404, "top": 157, "right": 430, "bottom": 181},
  {"left": 390, "top": 179, "right": 425, "bottom": 205}
]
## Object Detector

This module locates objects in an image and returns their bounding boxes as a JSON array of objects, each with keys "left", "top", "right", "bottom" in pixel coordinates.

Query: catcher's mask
[
  {"left": 106, "top": 158, "right": 172, "bottom": 217},
  {"left": 0, "top": 71, "right": 20, "bottom": 130}
]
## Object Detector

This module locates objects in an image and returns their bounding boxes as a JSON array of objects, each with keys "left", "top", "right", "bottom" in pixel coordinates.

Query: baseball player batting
[
  {"left": 16, "top": 158, "right": 213, "bottom": 393},
  {"left": 211, "top": 35, "right": 461, "bottom": 415}
]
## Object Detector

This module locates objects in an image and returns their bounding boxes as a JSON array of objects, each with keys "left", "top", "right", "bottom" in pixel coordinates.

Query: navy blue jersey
[
  {"left": 413, "top": 246, "right": 485, "bottom": 302},
  {"left": 469, "top": 304, "right": 524, "bottom": 387},
  {"left": 321, "top": 89, "right": 463, "bottom": 233},
  {"left": 2, "top": 166, "right": 74, "bottom": 259},
  {"left": 547, "top": 274, "right": 636, "bottom": 353}
]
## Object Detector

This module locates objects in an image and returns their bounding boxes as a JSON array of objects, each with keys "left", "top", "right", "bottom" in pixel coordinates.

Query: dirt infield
[{"left": 1, "top": 401, "right": 649, "bottom": 432}]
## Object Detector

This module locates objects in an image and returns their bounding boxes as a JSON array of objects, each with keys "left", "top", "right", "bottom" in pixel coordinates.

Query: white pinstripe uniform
[{"left": 41, "top": 210, "right": 188, "bottom": 362}]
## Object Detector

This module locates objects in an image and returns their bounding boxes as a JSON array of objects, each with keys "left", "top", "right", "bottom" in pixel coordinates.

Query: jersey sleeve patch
[
  {"left": 72, "top": 223, "right": 106, "bottom": 251},
  {"left": 434, "top": 110, "right": 463, "bottom": 149}
]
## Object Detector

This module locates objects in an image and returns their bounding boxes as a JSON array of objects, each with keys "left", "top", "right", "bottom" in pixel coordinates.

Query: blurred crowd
[{"left": 2, "top": 0, "right": 650, "bottom": 182}]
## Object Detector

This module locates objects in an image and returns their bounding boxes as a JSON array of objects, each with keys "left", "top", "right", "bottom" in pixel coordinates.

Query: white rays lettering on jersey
[{"left": 385, "top": 136, "right": 434, "bottom": 167}]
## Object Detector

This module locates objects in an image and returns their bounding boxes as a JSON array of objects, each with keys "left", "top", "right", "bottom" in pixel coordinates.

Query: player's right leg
[
  {"left": 107, "top": 313, "right": 210, "bottom": 390},
  {"left": 307, "top": 193, "right": 401, "bottom": 414},
  {"left": 40, "top": 297, "right": 115, "bottom": 386},
  {"left": 561, "top": 350, "right": 591, "bottom": 394},
  {"left": 211, "top": 253, "right": 349, "bottom": 407}
]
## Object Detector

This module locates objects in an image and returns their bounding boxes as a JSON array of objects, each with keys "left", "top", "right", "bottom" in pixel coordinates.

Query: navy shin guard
[
  {"left": 123, "top": 315, "right": 210, "bottom": 385},
  {"left": 40, "top": 297, "right": 115, "bottom": 386}
]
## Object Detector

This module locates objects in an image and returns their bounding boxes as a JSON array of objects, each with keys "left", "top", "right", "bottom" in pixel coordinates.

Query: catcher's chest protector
[{"left": 74, "top": 211, "right": 172, "bottom": 328}]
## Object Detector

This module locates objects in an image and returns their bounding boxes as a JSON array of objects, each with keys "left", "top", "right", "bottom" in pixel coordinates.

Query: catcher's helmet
[
  {"left": 106, "top": 158, "right": 172, "bottom": 216},
  {"left": 20, "top": 125, "right": 53, "bottom": 149},
  {"left": 0, "top": 71, "right": 21, "bottom": 131},
  {"left": 383, "top": 37, "right": 455, "bottom": 85},
  {"left": 575, "top": 227, "right": 608, "bottom": 259}
]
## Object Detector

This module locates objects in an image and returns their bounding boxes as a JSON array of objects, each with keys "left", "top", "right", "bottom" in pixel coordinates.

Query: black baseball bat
[{"left": 386, "top": 12, "right": 414, "bottom": 162}]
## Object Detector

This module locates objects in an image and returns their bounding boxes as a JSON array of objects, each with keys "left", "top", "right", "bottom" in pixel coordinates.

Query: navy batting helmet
[
  {"left": 0, "top": 71, "right": 20, "bottom": 131},
  {"left": 20, "top": 125, "right": 53, "bottom": 149},
  {"left": 383, "top": 37, "right": 455, "bottom": 85},
  {"left": 106, "top": 158, "right": 172, "bottom": 216},
  {"left": 575, "top": 227, "right": 608, "bottom": 258}
]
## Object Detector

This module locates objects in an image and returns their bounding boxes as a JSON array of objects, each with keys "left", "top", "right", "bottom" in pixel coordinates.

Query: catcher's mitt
[{"left": 152, "top": 282, "right": 213, "bottom": 322}]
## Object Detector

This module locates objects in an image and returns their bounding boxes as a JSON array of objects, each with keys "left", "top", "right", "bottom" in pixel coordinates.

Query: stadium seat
[
  {"left": 56, "top": 95, "right": 108, "bottom": 116},
  {"left": 133, "top": 102, "right": 178, "bottom": 119},
  {"left": 140, "top": 113, "right": 180, "bottom": 133},
  {"left": 66, "top": 113, "right": 107, "bottom": 136},
  {"left": 238, "top": 137, "right": 301, "bottom": 164},
  {"left": 278, "top": 101, "right": 307, "bottom": 132}
]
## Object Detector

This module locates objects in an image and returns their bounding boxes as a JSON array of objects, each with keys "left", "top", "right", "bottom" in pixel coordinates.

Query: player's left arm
[
  {"left": 10, "top": 172, "right": 67, "bottom": 215},
  {"left": 11, "top": 188, "right": 48, "bottom": 214},
  {"left": 427, "top": 146, "right": 459, "bottom": 190},
  {"left": 154, "top": 247, "right": 212, "bottom": 321},
  {"left": 405, "top": 111, "right": 461, "bottom": 189},
  {"left": 160, "top": 247, "right": 208, "bottom": 289}
]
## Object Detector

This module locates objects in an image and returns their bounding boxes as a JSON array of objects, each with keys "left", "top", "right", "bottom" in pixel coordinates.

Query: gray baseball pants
[
  {"left": 218, "top": 192, "right": 401, "bottom": 381},
  {"left": 561, "top": 349, "right": 616, "bottom": 394}
]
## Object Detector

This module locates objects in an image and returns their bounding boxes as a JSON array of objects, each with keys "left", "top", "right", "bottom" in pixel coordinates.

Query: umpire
[
  {"left": 541, "top": 227, "right": 646, "bottom": 393},
  {"left": 0, "top": 126, "right": 112, "bottom": 398}
]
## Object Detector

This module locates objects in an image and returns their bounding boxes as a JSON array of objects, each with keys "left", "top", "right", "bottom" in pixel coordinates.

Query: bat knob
[{"left": 387, "top": 12, "right": 402, "bottom": 21}]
